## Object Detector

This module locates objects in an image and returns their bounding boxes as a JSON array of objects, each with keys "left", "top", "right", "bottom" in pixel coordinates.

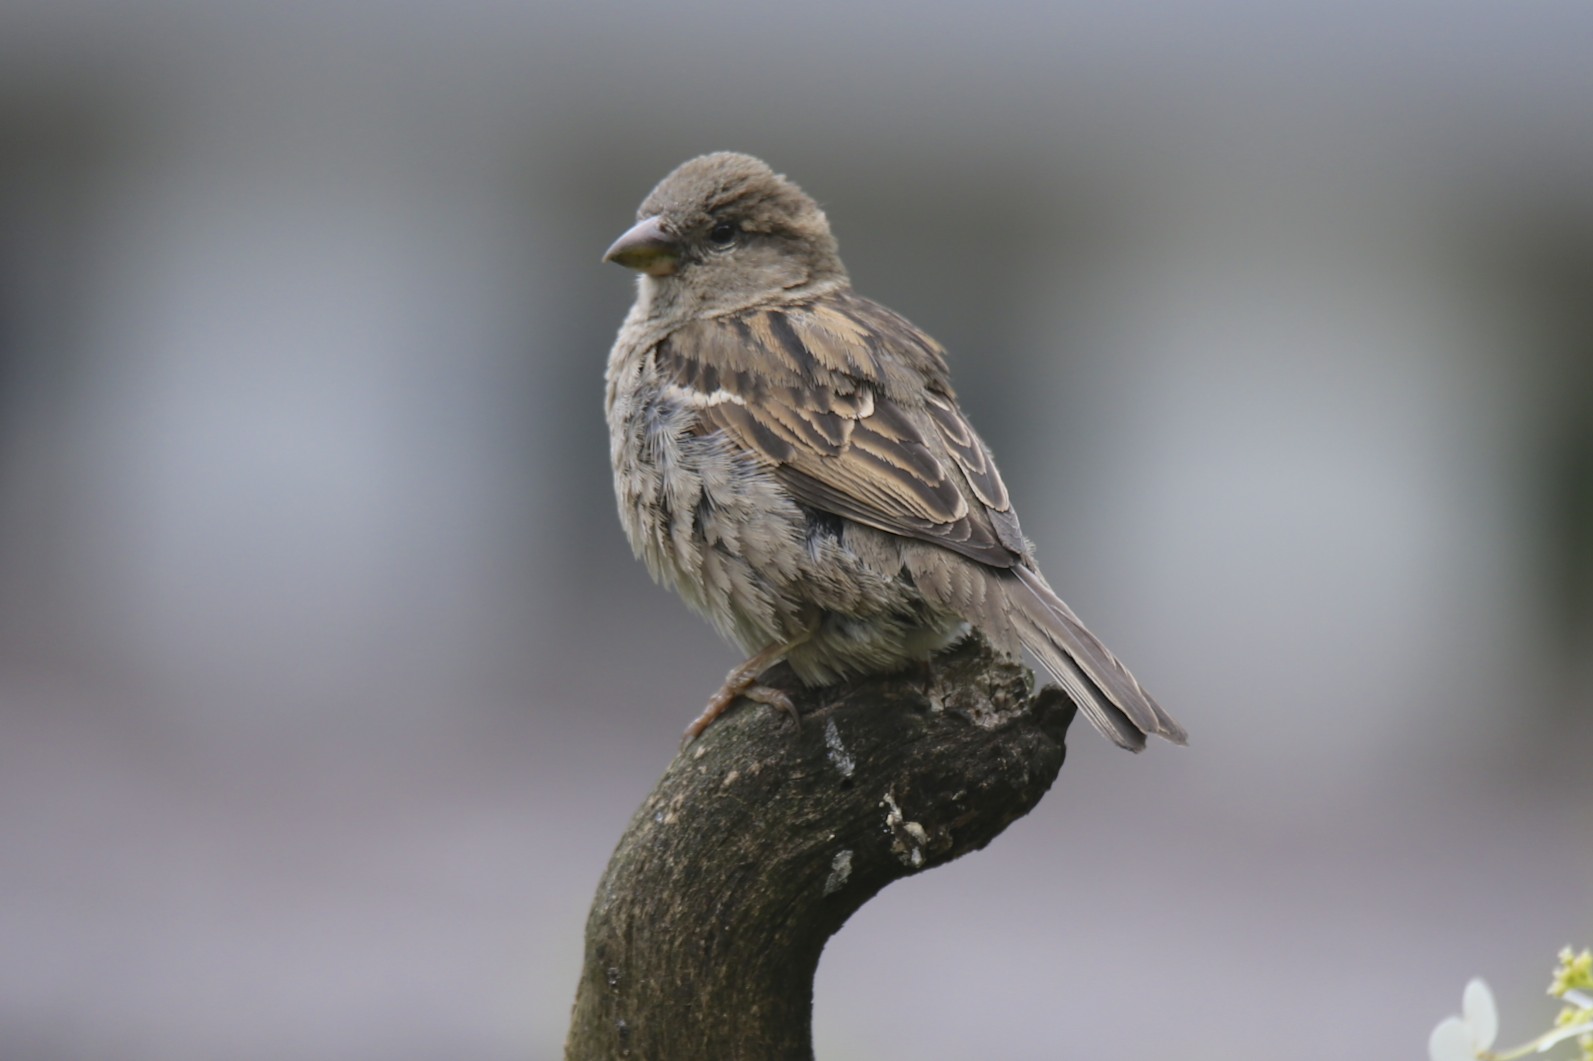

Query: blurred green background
[{"left": 1, "top": 2, "right": 1590, "bottom": 1058}]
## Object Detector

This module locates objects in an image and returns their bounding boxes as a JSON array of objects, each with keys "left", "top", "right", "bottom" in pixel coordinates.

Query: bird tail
[{"left": 1007, "top": 565, "right": 1187, "bottom": 752}]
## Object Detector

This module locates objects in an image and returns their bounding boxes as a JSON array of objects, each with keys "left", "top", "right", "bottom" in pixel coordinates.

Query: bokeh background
[{"left": 2, "top": 2, "right": 1591, "bottom": 1058}]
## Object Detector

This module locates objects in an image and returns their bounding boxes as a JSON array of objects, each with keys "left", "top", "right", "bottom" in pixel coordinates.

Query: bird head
[{"left": 603, "top": 152, "right": 847, "bottom": 315}]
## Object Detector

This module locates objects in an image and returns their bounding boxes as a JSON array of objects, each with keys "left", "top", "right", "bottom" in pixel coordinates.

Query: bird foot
[
  {"left": 681, "top": 664, "right": 797, "bottom": 747},
  {"left": 680, "top": 622, "right": 816, "bottom": 747}
]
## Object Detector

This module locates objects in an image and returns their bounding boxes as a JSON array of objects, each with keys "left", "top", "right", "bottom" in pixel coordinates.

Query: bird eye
[{"left": 707, "top": 221, "right": 738, "bottom": 249}]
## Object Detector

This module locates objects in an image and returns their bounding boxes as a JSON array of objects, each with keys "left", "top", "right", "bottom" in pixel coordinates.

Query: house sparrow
[{"left": 603, "top": 152, "right": 1186, "bottom": 752}]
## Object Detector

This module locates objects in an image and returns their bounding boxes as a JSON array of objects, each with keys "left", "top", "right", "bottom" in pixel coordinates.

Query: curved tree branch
[{"left": 565, "top": 634, "right": 1077, "bottom": 1060}]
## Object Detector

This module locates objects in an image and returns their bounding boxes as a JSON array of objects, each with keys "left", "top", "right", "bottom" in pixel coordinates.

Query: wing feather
[{"left": 656, "top": 290, "right": 1025, "bottom": 567}]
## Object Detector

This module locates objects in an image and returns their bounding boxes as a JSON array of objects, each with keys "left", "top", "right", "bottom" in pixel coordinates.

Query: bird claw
[{"left": 741, "top": 683, "right": 800, "bottom": 732}]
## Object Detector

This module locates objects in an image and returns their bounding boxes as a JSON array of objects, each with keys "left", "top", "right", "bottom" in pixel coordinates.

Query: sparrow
[{"left": 602, "top": 152, "right": 1186, "bottom": 752}]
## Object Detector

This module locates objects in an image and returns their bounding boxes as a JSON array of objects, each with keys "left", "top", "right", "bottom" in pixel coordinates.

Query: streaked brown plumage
[{"left": 603, "top": 152, "right": 1186, "bottom": 751}]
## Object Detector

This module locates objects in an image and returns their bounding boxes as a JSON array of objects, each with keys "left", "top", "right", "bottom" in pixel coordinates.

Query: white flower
[{"left": 1429, "top": 979, "right": 1499, "bottom": 1061}]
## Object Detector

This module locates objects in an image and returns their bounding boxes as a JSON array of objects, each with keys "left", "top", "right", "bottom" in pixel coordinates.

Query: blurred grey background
[{"left": 2, "top": 1, "right": 1591, "bottom": 1058}]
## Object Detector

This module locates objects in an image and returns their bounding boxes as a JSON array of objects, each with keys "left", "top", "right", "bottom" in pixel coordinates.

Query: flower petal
[
  {"left": 1429, "top": 1016, "right": 1477, "bottom": 1061},
  {"left": 1462, "top": 978, "right": 1498, "bottom": 1049}
]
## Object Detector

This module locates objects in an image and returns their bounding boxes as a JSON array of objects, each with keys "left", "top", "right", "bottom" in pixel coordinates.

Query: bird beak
[{"left": 603, "top": 215, "right": 679, "bottom": 276}]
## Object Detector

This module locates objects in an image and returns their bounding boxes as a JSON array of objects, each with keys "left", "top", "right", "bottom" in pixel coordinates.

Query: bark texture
[{"left": 565, "top": 635, "right": 1076, "bottom": 1060}]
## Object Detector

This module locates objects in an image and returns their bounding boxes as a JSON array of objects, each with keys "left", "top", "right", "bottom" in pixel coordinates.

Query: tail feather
[
  {"left": 903, "top": 545, "right": 1186, "bottom": 751},
  {"left": 1009, "top": 565, "right": 1187, "bottom": 751}
]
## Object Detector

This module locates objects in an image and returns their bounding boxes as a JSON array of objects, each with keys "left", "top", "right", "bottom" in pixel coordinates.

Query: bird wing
[{"left": 654, "top": 290, "right": 1028, "bottom": 567}]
